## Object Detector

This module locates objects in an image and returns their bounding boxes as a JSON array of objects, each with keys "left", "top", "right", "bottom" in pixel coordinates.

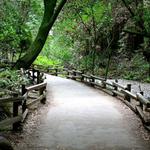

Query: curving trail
[{"left": 15, "top": 75, "right": 150, "bottom": 150}]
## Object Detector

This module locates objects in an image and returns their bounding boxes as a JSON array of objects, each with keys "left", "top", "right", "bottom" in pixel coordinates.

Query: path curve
[{"left": 15, "top": 75, "right": 150, "bottom": 150}]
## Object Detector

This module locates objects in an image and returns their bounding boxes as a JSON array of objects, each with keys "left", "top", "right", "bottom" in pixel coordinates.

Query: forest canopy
[{"left": 0, "top": 0, "right": 150, "bottom": 82}]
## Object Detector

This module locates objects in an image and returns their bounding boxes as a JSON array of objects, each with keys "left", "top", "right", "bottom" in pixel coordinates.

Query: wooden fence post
[
  {"left": 22, "top": 85, "right": 27, "bottom": 113},
  {"left": 40, "top": 87, "right": 46, "bottom": 104},
  {"left": 101, "top": 81, "right": 106, "bottom": 88},
  {"left": 67, "top": 70, "right": 69, "bottom": 78},
  {"left": 55, "top": 68, "right": 58, "bottom": 76},
  {"left": 37, "top": 70, "right": 40, "bottom": 84},
  {"left": 27, "top": 70, "right": 31, "bottom": 78},
  {"left": 81, "top": 71, "right": 84, "bottom": 82},
  {"left": 47, "top": 66, "right": 50, "bottom": 73},
  {"left": 125, "top": 84, "right": 131, "bottom": 102},
  {"left": 113, "top": 79, "right": 118, "bottom": 96},
  {"left": 73, "top": 71, "right": 76, "bottom": 80},
  {"left": 140, "top": 91, "right": 144, "bottom": 110},
  {"left": 13, "top": 93, "right": 20, "bottom": 130},
  {"left": 32, "top": 68, "right": 35, "bottom": 82},
  {"left": 90, "top": 76, "right": 95, "bottom": 87}
]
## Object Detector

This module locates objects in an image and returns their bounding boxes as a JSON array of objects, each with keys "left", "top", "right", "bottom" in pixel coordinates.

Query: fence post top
[{"left": 115, "top": 79, "right": 118, "bottom": 82}]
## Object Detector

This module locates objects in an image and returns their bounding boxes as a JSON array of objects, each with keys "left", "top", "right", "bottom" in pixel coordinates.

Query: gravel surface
[{"left": 108, "top": 79, "right": 150, "bottom": 99}]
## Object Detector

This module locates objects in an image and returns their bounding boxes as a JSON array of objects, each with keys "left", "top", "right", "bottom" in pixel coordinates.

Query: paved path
[{"left": 15, "top": 75, "right": 150, "bottom": 150}]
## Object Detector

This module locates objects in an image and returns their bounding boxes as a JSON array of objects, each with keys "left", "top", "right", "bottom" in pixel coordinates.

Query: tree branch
[
  {"left": 14, "top": 0, "right": 67, "bottom": 69},
  {"left": 49, "top": 0, "right": 67, "bottom": 29},
  {"left": 73, "top": 7, "right": 91, "bottom": 35}
]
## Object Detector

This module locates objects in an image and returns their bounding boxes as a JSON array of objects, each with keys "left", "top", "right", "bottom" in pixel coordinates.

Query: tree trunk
[{"left": 15, "top": 0, "right": 67, "bottom": 69}]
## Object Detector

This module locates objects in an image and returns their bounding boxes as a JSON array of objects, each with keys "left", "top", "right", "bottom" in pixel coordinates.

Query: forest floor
[{"left": 4, "top": 75, "right": 149, "bottom": 150}]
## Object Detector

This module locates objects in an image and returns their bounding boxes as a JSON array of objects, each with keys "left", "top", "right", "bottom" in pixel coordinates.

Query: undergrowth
[
  {"left": 34, "top": 55, "right": 60, "bottom": 68},
  {"left": 0, "top": 68, "right": 29, "bottom": 98},
  {"left": 105, "top": 54, "right": 150, "bottom": 82}
]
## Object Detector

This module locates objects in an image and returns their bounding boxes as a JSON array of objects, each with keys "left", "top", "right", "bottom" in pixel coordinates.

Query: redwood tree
[{"left": 15, "top": 0, "right": 67, "bottom": 69}]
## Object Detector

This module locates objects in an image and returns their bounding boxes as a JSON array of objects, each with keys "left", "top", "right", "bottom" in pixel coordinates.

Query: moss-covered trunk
[{"left": 15, "top": 0, "right": 67, "bottom": 69}]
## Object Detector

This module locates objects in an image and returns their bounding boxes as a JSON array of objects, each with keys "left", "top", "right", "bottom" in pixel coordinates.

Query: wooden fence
[
  {"left": 41, "top": 65, "right": 150, "bottom": 129},
  {"left": 0, "top": 68, "right": 47, "bottom": 130},
  {"left": 1, "top": 65, "right": 149, "bottom": 130}
]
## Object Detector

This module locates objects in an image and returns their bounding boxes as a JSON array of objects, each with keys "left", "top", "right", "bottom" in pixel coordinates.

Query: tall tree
[{"left": 15, "top": 0, "right": 67, "bottom": 69}]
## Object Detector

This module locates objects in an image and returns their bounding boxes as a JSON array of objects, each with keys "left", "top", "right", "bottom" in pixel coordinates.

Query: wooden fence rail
[
  {"left": 36, "top": 65, "right": 150, "bottom": 129},
  {"left": 0, "top": 68, "right": 47, "bottom": 130}
]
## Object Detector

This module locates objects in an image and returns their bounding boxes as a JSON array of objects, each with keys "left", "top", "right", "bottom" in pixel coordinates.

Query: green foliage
[
  {"left": 1, "top": 0, "right": 149, "bottom": 82},
  {"left": 39, "top": 0, "right": 113, "bottom": 72},
  {"left": 0, "top": 0, "right": 44, "bottom": 64},
  {"left": 26, "top": 0, "right": 44, "bottom": 37},
  {"left": 0, "top": 68, "right": 29, "bottom": 97},
  {"left": 0, "top": 67, "right": 30, "bottom": 116},
  {"left": 0, "top": 0, "right": 32, "bottom": 62},
  {"left": 116, "top": 54, "right": 150, "bottom": 82},
  {"left": 34, "top": 55, "right": 60, "bottom": 67}
]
